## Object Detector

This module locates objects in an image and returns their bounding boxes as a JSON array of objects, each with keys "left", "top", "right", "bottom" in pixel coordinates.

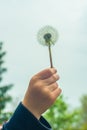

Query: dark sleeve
[{"left": 2, "top": 103, "right": 52, "bottom": 130}]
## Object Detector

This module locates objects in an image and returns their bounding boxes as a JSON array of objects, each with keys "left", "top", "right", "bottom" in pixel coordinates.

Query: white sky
[{"left": 0, "top": 0, "right": 87, "bottom": 109}]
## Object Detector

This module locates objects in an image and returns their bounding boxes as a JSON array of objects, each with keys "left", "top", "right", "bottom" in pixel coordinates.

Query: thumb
[{"left": 36, "top": 68, "right": 57, "bottom": 80}]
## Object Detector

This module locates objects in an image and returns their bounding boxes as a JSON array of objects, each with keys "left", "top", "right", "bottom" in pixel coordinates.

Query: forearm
[{"left": 2, "top": 103, "right": 52, "bottom": 130}]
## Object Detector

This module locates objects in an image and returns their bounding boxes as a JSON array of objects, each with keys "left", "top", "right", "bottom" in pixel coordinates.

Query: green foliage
[
  {"left": 79, "top": 95, "right": 87, "bottom": 130},
  {"left": 0, "top": 42, "right": 13, "bottom": 124},
  {"left": 80, "top": 95, "right": 87, "bottom": 122},
  {"left": 44, "top": 95, "right": 81, "bottom": 130},
  {"left": 0, "top": 112, "right": 13, "bottom": 124}
]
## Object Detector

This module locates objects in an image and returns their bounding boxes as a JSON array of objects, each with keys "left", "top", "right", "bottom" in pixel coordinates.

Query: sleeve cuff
[{"left": 3, "top": 103, "right": 52, "bottom": 130}]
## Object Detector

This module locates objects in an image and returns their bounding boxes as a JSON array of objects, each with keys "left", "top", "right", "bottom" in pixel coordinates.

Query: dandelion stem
[{"left": 48, "top": 43, "right": 53, "bottom": 68}]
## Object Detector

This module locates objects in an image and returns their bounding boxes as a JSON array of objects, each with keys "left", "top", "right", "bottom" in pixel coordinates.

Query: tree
[
  {"left": 79, "top": 95, "right": 87, "bottom": 130},
  {"left": 44, "top": 95, "right": 81, "bottom": 130},
  {"left": 0, "top": 42, "right": 13, "bottom": 124},
  {"left": 80, "top": 95, "right": 87, "bottom": 122}
]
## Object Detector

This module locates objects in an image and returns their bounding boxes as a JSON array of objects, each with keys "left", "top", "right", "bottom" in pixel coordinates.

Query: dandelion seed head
[{"left": 37, "top": 25, "right": 58, "bottom": 46}]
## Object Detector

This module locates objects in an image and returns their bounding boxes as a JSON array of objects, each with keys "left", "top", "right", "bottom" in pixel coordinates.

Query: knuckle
[
  {"left": 55, "top": 82, "right": 58, "bottom": 86},
  {"left": 54, "top": 82, "right": 58, "bottom": 88},
  {"left": 50, "top": 83, "right": 58, "bottom": 91},
  {"left": 52, "top": 74, "right": 59, "bottom": 81},
  {"left": 34, "top": 80, "right": 43, "bottom": 88}
]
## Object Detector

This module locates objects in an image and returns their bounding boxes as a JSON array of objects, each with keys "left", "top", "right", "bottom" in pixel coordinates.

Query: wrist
[{"left": 22, "top": 100, "right": 41, "bottom": 120}]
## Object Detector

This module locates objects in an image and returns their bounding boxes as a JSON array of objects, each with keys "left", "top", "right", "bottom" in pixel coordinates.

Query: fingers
[
  {"left": 35, "top": 68, "right": 57, "bottom": 80},
  {"left": 47, "top": 82, "right": 61, "bottom": 96},
  {"left": 34, "top": 68, "right": 60, "bottom": 89},
  {"left": 47, "top": 85, "right": 62, "bottom": 105},
  {"left": 47, "top": 82, "right": 58, "bottom": 92},
  {"left": 44, "top": 73, "right": 60, "bottom": 85},
  {"left": 51, "top": 87, "right": 62, "bottom": 101}
]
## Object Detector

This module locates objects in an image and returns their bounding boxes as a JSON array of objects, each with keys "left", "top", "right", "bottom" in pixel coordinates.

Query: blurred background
[{"left": 0, "top": 0, "right": 87, "bottom": 129}]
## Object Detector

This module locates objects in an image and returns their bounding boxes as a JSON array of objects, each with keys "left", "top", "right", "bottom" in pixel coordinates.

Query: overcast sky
[{"left": 0, "top": 0, "right": 87, "bottom": 109}]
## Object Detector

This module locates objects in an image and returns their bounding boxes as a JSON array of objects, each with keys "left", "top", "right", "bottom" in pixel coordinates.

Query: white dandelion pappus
[
  {"left": 37, "top": 25, "right": 58, "bottom": 46},
  {"left": 37, "top": 25, "right": 59, "bottom": 68}
]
